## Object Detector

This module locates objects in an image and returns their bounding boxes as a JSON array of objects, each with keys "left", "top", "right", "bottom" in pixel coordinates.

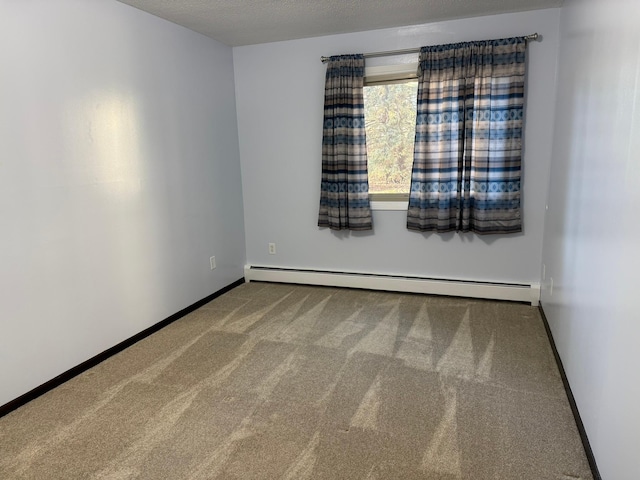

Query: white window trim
[
  {"left": 364, "top": 63, "right": 418, "bottom": 81},
  {"left": 371, "top": 200, "right": 409, "bottom": 211}
]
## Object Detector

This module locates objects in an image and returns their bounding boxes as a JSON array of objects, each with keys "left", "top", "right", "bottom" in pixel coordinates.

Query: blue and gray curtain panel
[
  {"left": 318, "top": 54, "right": 373, "bottom": 231},
  {"left": 407, "top": 37, "right": 527, "bottom": 234}
]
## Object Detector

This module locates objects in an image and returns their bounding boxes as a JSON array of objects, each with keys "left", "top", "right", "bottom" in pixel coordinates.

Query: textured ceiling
[{"left": 117, "top": 0, "right": 563, "bottom": 47}]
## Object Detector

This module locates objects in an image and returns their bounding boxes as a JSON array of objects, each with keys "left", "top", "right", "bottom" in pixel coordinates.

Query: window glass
[{"left": 364, "top": 80, "right": 418, "bottom": 197}]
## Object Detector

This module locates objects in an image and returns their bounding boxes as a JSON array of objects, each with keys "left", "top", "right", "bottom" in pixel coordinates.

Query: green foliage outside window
[{"left": 364, "top": 82, "right": 418, "bottom": 194}]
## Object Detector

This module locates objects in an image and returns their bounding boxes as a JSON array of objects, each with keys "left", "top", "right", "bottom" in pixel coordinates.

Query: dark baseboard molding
[
  {"left": 538, "top": 304, "right": 601, "bottom": 480},
  {"left": 0, "top": 278, "right": 245, "bottom": 419}
]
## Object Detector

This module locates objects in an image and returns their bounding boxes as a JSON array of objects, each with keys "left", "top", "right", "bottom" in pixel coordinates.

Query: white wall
[
  {"left": 0, "top": 0, "right": 245, "bottom": 406},
  {"left": 234, "top": 9, "right": 560, "bottom": 285},
  {"left": 541, "top": 0, "right": 640, "bottom": 478}
]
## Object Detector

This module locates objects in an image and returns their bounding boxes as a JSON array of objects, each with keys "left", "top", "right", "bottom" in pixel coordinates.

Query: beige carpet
[{"left": 0, "top": 282, "right": 592, "bottom": 479}]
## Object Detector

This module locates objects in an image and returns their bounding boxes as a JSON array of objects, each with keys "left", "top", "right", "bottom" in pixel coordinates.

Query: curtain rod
[{"left": 320, "top": 33, "right": 539, "bottom": 63}]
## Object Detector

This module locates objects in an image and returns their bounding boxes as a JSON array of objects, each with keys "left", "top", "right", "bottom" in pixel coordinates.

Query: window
[{"left": 363, "top": 64, "right": 418, "bottom": 209}]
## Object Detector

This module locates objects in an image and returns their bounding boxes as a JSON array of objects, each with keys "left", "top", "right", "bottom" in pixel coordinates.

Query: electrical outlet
[
  {"left": 268, "top": 243, "right": 276, "bottom": 255},
  {"left": 549, "top": 277, "right": 554, "bottom": 296},
  {"left": 542, "top": 264, "right": 546, "bottom": 281},
  {"left": 210, "top": 256, "right": 216, "bottom": 270}
]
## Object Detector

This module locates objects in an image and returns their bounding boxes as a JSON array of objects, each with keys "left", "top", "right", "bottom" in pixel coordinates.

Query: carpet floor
[{"left": 0, "top": 282, "right": 593, "bottom": 479}]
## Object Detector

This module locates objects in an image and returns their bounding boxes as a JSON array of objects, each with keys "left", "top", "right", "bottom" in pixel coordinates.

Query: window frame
[{"left": 364, "top": 64, "right": 418, "bottom": 211}]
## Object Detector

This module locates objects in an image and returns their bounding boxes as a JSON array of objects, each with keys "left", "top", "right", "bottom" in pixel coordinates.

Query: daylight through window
[{"left": 364, "top": 70, "right": 417, "bottom": 200}]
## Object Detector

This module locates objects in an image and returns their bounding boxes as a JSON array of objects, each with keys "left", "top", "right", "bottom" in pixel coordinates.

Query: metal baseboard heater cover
[{"left": 244, "top": 266, "right": 540, "bottom": 306}]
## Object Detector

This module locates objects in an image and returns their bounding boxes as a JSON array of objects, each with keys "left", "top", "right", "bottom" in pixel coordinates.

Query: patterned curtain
[
  {"left": 318, "top": 54, "right": 372, "bottom": 231},
  {"left": 407, "top": 37, "right": 526, "bottom": 234}
]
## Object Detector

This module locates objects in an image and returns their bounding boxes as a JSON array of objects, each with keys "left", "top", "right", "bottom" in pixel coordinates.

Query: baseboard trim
[
  {"left": 245, "top": 265, "right": 540, "bottom": 305},
  {"left": 538, "top": 304, "right": 601, "bottom": 480},
  {"left": 0, "top": 278, "right": 244, "bottom": 419}
]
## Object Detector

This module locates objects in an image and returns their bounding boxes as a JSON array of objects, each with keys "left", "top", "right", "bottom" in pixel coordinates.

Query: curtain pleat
[
  {"left": 318, "top": 54, "right": 372, "bottom": 231},
  {"left": 407, "top": 37, "right": 526, "bottom": 234}
]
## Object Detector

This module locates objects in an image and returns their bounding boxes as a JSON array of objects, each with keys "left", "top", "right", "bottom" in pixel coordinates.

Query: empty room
[{"left": 1, "top": 0, "right": 638, "bottom": 479}]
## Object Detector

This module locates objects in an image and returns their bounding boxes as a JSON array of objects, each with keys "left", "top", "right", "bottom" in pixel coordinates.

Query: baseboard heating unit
[{"left": 244, "top": 266, "right": 540, "bottom": 306}]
